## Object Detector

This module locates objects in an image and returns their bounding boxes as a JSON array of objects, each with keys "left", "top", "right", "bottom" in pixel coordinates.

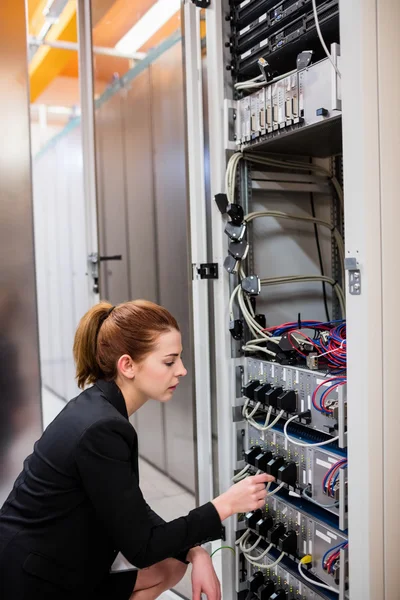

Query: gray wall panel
[
  {"left": 0, "top": 0, "right": 42, "bottom": 504},
  {"left": 123, "top": 71, "right": 158, "bottom": 304},
  {"left": 96, "top": 96, "right": 130, "bottom": 305},
  {"left": 151, "top": 43, "right": 195, "bottom": 491},
  {"left": 122, "top": 70, "right": 165, "bottom": 470}
]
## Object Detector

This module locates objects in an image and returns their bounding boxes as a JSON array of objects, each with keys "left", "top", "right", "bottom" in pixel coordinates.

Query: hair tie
[{"left": 96, "top": 306, "right": 115, "bottom": 347}]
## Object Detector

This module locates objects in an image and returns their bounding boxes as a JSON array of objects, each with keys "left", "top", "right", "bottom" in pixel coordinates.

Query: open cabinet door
[{"left": 183, "top": 1, "right": 214, "bottom": 507}]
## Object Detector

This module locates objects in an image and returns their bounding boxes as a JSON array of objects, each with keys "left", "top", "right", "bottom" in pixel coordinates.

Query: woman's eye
[{"left": 165, "top": 362, "right": 175, "bottom": 367}]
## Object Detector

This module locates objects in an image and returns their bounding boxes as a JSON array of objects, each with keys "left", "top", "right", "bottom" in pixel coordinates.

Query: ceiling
[{"left": 28, "top": 0, "right": 181, "bottom": 109}]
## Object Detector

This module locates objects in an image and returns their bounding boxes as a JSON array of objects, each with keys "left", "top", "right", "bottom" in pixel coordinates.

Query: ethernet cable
[
  {"left": 265, "top": 481, "right": 285, "bottom": 497},
  {"left": 235, "top": 529, "right": 251, "bottom": 548},
  {"left": 260, "top": 276, "right": 346, "bottom": 317},
  {"left": 284, "top": 413, "right": 339, "bottom": 447},
  {"left": 244, "top": 209, "right": 345, "bottom": 285},
  {"left": 239, "top": 531, "right": 262, "bottom": 553},
  {"left": 244, "top": 152, "right": 344, "bottom": 208},
  {"left": 242, "top": 542, "right": 273, "bottom": 561},
  {"left": 246, "top": 409, "right": 284, "bottom": 432},
  {"left": 244, "top": 551, "right": 286, "bottom": 570},
  {"left": 311, "top": 0, "right": 341, "bottom": 78},
  {"left": 231, "top": 463, "right": 251, "bottom": 483},
  {"left": 298, "top": 555, "right": 339, "bottom": 593},
  {"left": 242, "top": 399, "right": 261, "bottom": 420},
  {"left": 234, "top": 68, "right": 297, "bottom": 91}
]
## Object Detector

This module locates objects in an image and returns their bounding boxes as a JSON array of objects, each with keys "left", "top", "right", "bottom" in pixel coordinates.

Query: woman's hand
[
  {"left": 187, "top": 547, "right": 221, "bottom": 600},
  {"left": 211, "top": 473, "right": 275, "bottom": 521}
]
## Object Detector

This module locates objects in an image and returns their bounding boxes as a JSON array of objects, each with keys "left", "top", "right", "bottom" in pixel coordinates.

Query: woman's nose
[{"left": 176, "top": 360, "right": 187, "bottom": 378}]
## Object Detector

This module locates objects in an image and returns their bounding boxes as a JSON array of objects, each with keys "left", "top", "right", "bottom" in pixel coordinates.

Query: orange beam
[{"left": 29, "top": 0, "right": 77, "bottom": 103}]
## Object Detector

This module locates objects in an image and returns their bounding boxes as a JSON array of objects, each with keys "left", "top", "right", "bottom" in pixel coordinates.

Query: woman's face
[{"left": 133, "top": 329, "right": 187, "bottom": 402}]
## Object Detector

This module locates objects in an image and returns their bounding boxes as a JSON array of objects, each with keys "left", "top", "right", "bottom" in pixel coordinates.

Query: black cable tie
[
  {"left": 297, "top": 313, "right": 301, "bottom": 330},
  {"left": 333, "top": 281, "right": 339, "bottom": 287}
]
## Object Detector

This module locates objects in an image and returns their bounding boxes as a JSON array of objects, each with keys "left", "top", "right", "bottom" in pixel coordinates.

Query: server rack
[{"left": 184, "top": 0, "right": 400, "bottom": 599}]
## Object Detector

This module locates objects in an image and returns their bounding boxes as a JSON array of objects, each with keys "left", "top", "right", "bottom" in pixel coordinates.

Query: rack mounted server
[{"left": 228, "top": 0, "right": 339, "bottom": 79}]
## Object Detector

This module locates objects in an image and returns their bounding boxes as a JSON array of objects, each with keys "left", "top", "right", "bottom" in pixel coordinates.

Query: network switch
[{"left": 235, "top": 54, "right": 341, "bottom": 149}]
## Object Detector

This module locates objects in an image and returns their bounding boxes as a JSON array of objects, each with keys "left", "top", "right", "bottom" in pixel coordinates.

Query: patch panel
[
  {"left": 237, "top": 494, "right": 348, "bottom": 593},
  {"left": 235, "top": 54, "right": 341, "bottom": 148},
  {"left": 244, "top": 424, "right": 347, "bottom": 529},
  {"left": 243, "top": 358, "right": 347, "bottom": 448}
]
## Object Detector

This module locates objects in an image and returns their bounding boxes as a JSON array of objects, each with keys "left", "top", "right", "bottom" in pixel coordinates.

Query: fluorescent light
[{"left": 115, "top": 0, "right": 181, "bottom": 55}]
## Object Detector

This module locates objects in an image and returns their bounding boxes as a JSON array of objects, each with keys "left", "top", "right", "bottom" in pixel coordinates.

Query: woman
[{"left": 0, "top": 300, "right": 273, "bottom": 600}]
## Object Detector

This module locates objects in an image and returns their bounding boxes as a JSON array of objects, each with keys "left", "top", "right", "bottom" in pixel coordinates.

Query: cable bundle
[
  {"left": 312, "top": 377, "right": 346, "bottom": 414},
  {"left": 262, "top": 319, "right": 347, "bottom": 371},
  {"left": 322, "top": 459, "right": 347, "bottom": 498},
  {"left": 322, "top": 541, "right": 348, "bottom": 575}
]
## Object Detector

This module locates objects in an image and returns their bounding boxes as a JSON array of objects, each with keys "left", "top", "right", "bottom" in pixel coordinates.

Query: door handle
[{"left": 99, "top": 255, "right": 122, "bottom": 261}]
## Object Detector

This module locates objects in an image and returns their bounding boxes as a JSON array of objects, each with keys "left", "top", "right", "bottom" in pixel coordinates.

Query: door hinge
[
  {"left": 193, "top": 263, "right": 219, "bottom": 280},
  {"left": 191, "top": 0, "right": 210, "bottom": 7},
  {"left": 344, "top": 257, "right": 361, "bottom": 295}
]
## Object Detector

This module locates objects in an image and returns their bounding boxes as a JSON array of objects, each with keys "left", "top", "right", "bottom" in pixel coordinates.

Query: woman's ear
[{"left": 116, "top": 354, "right": 136, "bottom": 380}]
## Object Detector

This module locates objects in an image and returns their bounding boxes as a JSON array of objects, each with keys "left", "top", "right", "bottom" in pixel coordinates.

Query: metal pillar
[{"left": 76, "top": 0, "right": 100, "bottom": 302}]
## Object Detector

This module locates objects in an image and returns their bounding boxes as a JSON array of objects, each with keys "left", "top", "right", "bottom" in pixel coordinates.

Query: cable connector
[
  {"left": 298, "top": 410, "right": 312, "bottom": 424},
  {"left": 241, "top": 275, "right": 261, "bottom": 296},
  {"left": 300, "top": 554, "right": 313, "bottom": 565}
]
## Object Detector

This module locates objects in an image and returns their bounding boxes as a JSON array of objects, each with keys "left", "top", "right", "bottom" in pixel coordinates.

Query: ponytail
[
  {"left": 73, "top": 299, "right": 179, "bottom": 389},
  {"left": 73, "top": 301, "right": 113, "bottom": 389}
]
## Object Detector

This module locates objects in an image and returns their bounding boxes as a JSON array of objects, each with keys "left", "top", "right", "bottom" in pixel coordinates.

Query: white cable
[
  {"left": 229, "top": 284, "right": 241, "bottom": 320},
  {"left": 248, "top": 409, "right": 284, "bottom": 432},
  {"left": 284, "top": 414, "right": 339, "bottom": 447},
  {"left": 243, "top": 344, "right": 277, "bottom": 358},
  {"left": 244, "top": 152, "right": 344, "bottom": 208},
  {"left": 232, "top": 464, "right": 251, "bottom": 483},
  {"left": 311, "top": 0, "right": 341, "bottom": 78},
  {"left": 298, "top": 561, "right": 339, "bottom": 594},
  {"left": 240, "top": 534, "right": 262, "bottom": 553},
  {"left": 244, "top": 210, "right": 345, "bottom": 287},
  {"left": 248, "top": 406, "right": 272, "bottom": 430},
  {"left": 243, "top": 543, "right": 273, "bottom": 561},
  {"left": 244, "top": 552, "right": 286, "bottom": 570},
  {"left": 260, "top": 276, "right": 346, "bottom": 317},
  {"left": 234, "top": 68, "right": 297, "bottom": 91},
  {"left": 244, "top": 402, "right": 260, "bottom": 420},
  {"left": 235, "top": 529, "right": 250, "bottom": 547},
  {"left": 266, "top": 481, "right": 285, "bottom": 497}
]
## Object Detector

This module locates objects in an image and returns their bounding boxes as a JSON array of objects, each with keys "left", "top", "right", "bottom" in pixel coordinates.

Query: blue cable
[{"left": 322, "top": 541, "right": 348, "bottom": 570}]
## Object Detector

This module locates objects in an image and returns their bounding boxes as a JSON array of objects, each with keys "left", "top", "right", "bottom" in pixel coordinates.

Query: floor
[{"left": 42, "top": 387, "right": 194, "bottom": 599}]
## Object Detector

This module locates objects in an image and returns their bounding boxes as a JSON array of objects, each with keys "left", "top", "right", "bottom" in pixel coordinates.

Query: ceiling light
[{"left": 115, "top": 0, "right": 181, "bottom": 55}]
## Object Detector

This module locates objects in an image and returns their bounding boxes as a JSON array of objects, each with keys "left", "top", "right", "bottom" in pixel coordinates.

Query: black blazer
[{"left": 0, "top": 380, "right": 222, "bottom": 599}]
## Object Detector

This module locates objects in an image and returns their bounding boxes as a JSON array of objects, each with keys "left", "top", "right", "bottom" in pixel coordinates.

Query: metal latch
[
  {"left": 344, "top": 257, "right": 361, "bottom": 295},
  {"left": 88, "top": 253, "right": 123, "bottom": 294},
  {"left": 195, "top": 263, "right": 219, "bottom": 279}
]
